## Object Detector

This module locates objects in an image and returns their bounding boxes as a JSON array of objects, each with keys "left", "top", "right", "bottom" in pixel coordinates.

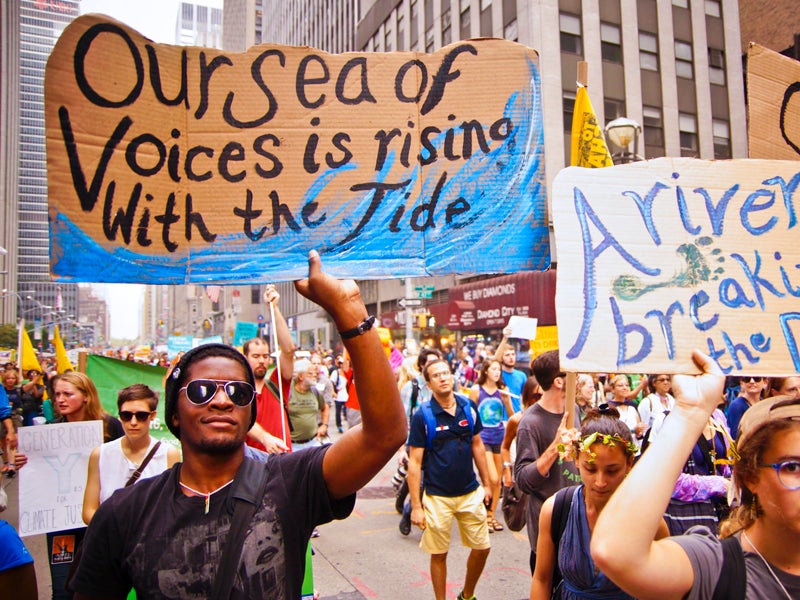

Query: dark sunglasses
[
  {"left": 119, "top": 410, "right": 153, "bottom": 422},
  {"left": 655, "top": 377, "right": 671, "bottom": 383},
  {"left": 180, "top": 379, "right": 255, "bottom": 407},
  {"left": 740, "top": 376, "right": 763, "bottom": 383}
]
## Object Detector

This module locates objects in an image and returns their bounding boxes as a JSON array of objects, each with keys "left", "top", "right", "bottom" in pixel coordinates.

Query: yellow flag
[
  {"left": 54, "top": 325, "right": 75, "bottom": 373},
  {"left": 570, "top": 86, "right": 613, "bottom": 168},
  {"left": 19, "top": 325, "right": 43, "bottom": 373}
]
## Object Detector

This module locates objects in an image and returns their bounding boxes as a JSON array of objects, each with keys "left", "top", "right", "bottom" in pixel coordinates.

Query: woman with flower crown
[{"left": 530, "top": 405, "right": 670, "bottom": 599}]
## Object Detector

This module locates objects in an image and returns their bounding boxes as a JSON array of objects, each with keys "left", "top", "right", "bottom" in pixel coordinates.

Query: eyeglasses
[
  {"left": 655, "top": 377, "right": 671, "bottom": 383},
  {"left": 741, "top": 376, "right": 764, "bottom": 383},
  {"left": 428, "top": 370, "right": 452, "bottom": 380},
  {"left": 758, "top": 461, "right": 800, "bottom": 490},
  {"left": 119, "top": 410, "right": 153, "bottom": 422},
  {"left": 180, "top": 379, "right": 255, "bottom": 407}
]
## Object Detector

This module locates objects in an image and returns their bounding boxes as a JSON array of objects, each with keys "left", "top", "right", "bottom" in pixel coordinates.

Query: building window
[
  {"left": 411, "top": 0, "right": 419, "bottom": 48},
  {"left": 425, "top": 27, "right": 435, "bottom": 52},
  {"left": 480, "top": 1, "right": 492, "bottom": 36},
  {"left": 181, "top": 2, "right": 193, "bottom": 22},
  {"left": 643, "top": 105, "right": 664, "bottom": 148},
  {"left": 563, "top": 91, "right": 576, "bottom": 132},
  {"left": 675, "top": 41, "right": 693, "bottom": 79},
  {"left": 705, "top": 0, "right": 721, "bottom": 17},
  {"left": 708, "top": 48, "right": 726, "bottom": 85},
  {"left": 672, "top": 0, "right": 688, "bottom": 7},
  {"left": 560, "top": 13, "right": 582, "bottom": 55},
  {"left": 679, "top": 112, "right": 698, "bottom": 156},
  {"left": 713, "top": 119, "right": 731, "bottom": 159},
  {"left": 639, "top": 31, "right": 659, "bottom": 71},
  {"left": 504, "top": 19, "right": 518, "bottom": 42},
  {"left": 250, "top": 285, "right": 261, "bottom": 305},
  {"left": 442, "top": 0, "right": 452, "bottom": 45},
  {"left": 384, "top": 20, "right": 393, "bottom": 51},
  {"left": 460, "top": 4, "right": 471, "bottom": 39},
  {"left": 397, "top": 13, "right": 406, "bottom": 51},
  {"left": 604, "top": 98, "right": 626, "bottom": 122},
  {"left": 601, "top": 23, "right": 622, "bottom": 63}
]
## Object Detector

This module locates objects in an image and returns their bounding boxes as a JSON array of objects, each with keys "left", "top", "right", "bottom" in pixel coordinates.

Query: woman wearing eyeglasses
[
  {"left": 592, "top": 351, "right": 800, "bottom": 599},
  {"left": 727, "top": 375, "right": 767, "bottom": 439},
  {"left": 82, "top": 384, "right": 180, "bottom": 525}
]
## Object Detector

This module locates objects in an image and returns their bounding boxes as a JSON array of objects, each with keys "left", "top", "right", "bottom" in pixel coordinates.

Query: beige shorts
[{"left": 420, "top": 486, "right": 490, "bottom": 555}]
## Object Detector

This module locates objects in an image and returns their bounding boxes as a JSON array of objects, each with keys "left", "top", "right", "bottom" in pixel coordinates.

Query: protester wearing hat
[
  {"left": 69, "top": 251, "right": 407, "bottom": 599},
  {"left": 591, "top": 353, "right": 800, "bottom": 599}
]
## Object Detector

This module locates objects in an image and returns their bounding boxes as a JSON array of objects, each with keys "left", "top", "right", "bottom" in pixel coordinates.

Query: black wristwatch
[{"left": 339, "top": 315, "right": 376, "bottom": 339}]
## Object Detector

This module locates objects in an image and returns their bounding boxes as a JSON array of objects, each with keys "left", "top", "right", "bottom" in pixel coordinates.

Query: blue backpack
[{"left": 418, "top": 394, "right": 475, "bottom": 449}]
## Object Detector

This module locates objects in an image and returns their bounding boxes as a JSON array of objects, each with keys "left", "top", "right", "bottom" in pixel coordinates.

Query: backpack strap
[
  {"left": 712, "top": 536, "right": 746, "bottom": 600},
  {"left": 455, "top": 394, "right": 475, "bottom": 435},
  {"left": 265, "top": 376, "right": 292, "bottom": 432},
  {"left": 550, "top": 485, "right": 578, "bottom": 593},
  {"left": 420, "top": 400, "right": 437, "bottom": 450},
  {"left": 211, "top": 457, "right": 270, "bottom": 600}
]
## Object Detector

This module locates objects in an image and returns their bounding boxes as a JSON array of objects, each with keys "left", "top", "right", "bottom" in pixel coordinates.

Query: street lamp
[{"left": 605, "top": 117, "right": 643, "bottom": 164}]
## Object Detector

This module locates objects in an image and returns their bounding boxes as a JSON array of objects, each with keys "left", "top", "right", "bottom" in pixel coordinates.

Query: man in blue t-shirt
[
  {"left": 495, "top": 331, "right": 527, "bottom": 414},
  {"left": 407, "top": 359, "right": 491, "bottom": 600}
]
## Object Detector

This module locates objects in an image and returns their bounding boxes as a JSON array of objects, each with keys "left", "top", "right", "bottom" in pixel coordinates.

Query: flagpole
[
  {"left": 17, "top": 317, "right": 24, "bottom": 381},
  {"left": 565, "top": 61, "right": 590, "bottom": 429}
]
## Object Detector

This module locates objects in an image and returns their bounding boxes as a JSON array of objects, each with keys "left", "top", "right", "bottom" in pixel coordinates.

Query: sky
[{"left": 78, "top": 0, "right": 181, "bottom": 339}]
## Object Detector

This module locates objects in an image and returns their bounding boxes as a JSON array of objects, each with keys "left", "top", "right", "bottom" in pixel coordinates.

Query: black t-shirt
[{"left": 71, "top": 445, "right": 354, "bottom": 599}]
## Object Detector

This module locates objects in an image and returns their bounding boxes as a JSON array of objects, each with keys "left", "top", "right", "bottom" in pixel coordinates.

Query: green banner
[{"left": 86, "top": 354, "right": 176, "bottom": 443}]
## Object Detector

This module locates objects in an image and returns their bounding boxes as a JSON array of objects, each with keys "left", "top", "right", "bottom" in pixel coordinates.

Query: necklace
[
  {"left": 179, "top": 479, "right": 235, "bottom": 515},
  {"left": 742, "top": 529, "right": 792, "bottom": 600}
]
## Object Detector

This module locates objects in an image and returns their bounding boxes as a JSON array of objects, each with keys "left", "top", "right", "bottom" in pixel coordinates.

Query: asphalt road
[{"left": 4, "top": 427, "right": 532, "bottom": 600}]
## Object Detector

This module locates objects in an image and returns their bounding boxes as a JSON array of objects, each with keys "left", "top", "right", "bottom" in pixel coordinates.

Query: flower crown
[{"left": 557, "top": 429, "right": 638, "bottom": 464}]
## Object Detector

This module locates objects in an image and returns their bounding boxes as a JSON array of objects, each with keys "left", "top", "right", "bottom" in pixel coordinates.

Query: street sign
[
  {"left": 413, "top": 286, "right": 434, "bottom": 299},
  {"left": 398, "top": 298, "right": 423, "bottom": 308}
]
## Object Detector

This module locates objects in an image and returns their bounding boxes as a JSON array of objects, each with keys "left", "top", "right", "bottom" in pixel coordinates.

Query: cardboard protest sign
[
  {"left": 553, "top": 157, "right": 800, "bottom": 375},
  {"left": 46, "top": 14, "right": 548, "bottom": 284},
  {"left": 17, "top": 421, "right": 103, "bottom": 536},
  {"left": 747, "top": 43, "right": 800, "bottom": 161}
]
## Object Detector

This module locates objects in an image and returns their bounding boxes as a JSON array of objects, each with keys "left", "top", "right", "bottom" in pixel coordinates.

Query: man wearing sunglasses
[
  {"left": 69, "top": 251, "right": 407, "bottom": 600},
  {"left": 727, "top": 375, "right": 767, "bottom": 439}
]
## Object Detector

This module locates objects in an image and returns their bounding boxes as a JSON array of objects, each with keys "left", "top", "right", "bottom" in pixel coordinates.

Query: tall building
[
  {"left": 0, "top": 2, "right": 21, "bottom": 325},
  {"left": 176, "top": 0, "right": 224, "bottom": 48},
  {"left": 11, "top": 0, "right": 80, "bottom": 329}
]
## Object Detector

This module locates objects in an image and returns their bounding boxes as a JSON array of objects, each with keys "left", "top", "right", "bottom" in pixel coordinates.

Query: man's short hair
[
  {"left": 117, "top": 383, "right": 158, "bottom": 411},
  {"left": 164, "top": 343, "right": 256, "bottom": 440},
  {"left": 242, "top": 337, "right": 269, "bottom": 356},
  {"left": 417, "top": 348, "right": 442, "bottom": 372},
  {"left": 422, "top": 358, "right": 450, "bottom": 382},
  {"left": 531, "top": 350, "right": 563, "bottom": 391}
]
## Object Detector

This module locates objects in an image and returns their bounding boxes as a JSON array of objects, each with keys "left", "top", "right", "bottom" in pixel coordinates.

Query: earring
[{"left": 749, "top": 494, "right": 759, "bottom": 521}]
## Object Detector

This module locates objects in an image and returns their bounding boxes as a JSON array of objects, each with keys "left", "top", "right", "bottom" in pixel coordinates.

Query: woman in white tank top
[{"left": 82, "top": 384, "right": 180, "bottom": 524}]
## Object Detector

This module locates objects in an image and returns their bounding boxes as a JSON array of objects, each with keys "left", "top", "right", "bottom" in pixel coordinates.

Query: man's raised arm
[{"left": 295, "top": 250, "right": 407, "bottom": 499}]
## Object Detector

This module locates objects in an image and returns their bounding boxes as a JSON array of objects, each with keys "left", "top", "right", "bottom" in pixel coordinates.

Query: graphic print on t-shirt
[{"left": 478, "top": 396, "right": 504, "bottom": 428}]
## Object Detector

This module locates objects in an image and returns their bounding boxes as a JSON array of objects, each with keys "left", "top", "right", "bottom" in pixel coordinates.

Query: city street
[{"left": 4, "top": 426, "right": 532, "bottom": 600}]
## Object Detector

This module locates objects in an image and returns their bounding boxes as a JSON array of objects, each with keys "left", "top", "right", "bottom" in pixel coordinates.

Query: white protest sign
[
  {"left": 17, "top": 421, "right": 103, "bottom": 536},
  {"left": 507, "top": 316, "right": 538, "bottom": 340},
  {"left": 553, "top": 157, "right": 800, "bottom": 375}
]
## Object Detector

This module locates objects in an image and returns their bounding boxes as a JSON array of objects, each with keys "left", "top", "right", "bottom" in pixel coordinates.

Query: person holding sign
[
  {"left": 81, "top": 384, "right": 180, "bottom": 525},
  {"left": 49, "top": 372, "right": 124, "bottom": 600},
  {"left": 514, "top": 350, "right": 581, "bottom": 574},
  {"left": 591, "top": 351, "right": 800, "bottom": 599},
  {"left": 243, "top": 285, "right": 296, "bottom": 454},
  {"left": 69, "top": 251, "right": 407, "bottom": 600}
]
